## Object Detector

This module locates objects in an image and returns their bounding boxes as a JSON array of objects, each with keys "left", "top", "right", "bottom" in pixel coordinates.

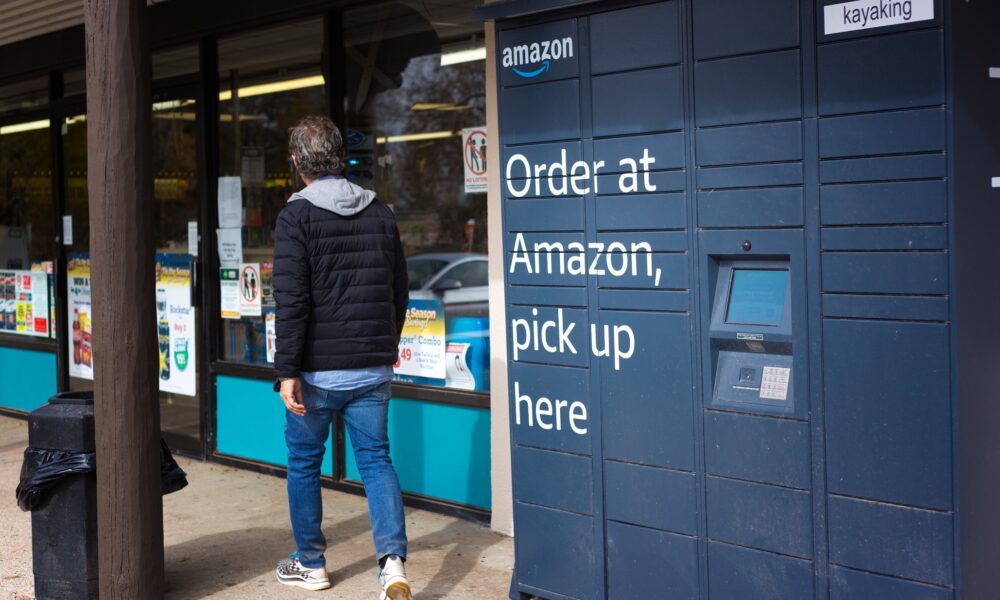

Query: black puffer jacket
[{"left": 272, "top": 176, "right": 408, "bottom": 380}]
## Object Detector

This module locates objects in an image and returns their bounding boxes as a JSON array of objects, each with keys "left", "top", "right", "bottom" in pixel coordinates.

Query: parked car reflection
[{"left": 407, "top": 252, "right": 488, "bottom": 317}]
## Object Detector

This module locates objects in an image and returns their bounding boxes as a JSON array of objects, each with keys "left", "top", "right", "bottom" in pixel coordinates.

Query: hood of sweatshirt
[{"left": 288, "top": 176, "right": 376, "bottom": 216}]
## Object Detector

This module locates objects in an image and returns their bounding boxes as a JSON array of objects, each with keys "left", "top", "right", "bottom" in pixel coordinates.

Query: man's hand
[{"left": 280, "top": 378, "right": 306, "bottom": 416}]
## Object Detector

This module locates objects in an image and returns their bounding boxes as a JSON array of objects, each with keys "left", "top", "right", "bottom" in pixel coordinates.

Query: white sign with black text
[{"left": 824, "top": 0, "right": 933, "bottom": 35}]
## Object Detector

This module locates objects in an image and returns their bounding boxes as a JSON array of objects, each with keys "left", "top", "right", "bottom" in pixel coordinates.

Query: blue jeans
[{"left": 285, "top": 380, "right": 407, "bottom": 569}]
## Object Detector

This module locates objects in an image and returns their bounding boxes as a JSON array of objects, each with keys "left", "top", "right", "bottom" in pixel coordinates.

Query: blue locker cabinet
[{"left": 482, "top": 0, "right": 1000, "bottom": 598}]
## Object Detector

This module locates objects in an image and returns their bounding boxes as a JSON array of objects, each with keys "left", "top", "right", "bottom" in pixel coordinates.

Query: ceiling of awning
[{"left": 0, "top": 0, "right": 168, "bottom": 48}]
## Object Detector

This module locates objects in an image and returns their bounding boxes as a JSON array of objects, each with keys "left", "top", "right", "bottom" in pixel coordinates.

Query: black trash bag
[
  {"left": 15, "top": 439, "right": 189, "bottom": 511},
  {"left": 15, "top": 448, "right": 96, "bottom": 512},
  {"left": 160, "top": 439, "right": 188, "bottom": 496}
]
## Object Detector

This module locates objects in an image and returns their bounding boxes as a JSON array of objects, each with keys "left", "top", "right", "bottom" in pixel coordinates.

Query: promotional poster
[
  {"left": 156, "top": 253, "right": 196, "bottom": 397},
  {"left": 67, "top": 253, "right": 93, "bottom": 380},
  {"left": 0, "top": 267, "right": 50, "bottom": 338},
  {"left": 67, "top": 253, "right": 196, "bottom": 394},
  {"left": 395, "top": 298, "right": 446, "bottom": 381}
]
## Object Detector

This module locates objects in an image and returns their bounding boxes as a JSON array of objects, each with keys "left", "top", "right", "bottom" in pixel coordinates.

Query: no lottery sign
[
  {"left": 462, "top": 127, "right": 488, "bottom": 193},
  {"left": 239, "top": 263, "right": 262, "bottom": 316}
]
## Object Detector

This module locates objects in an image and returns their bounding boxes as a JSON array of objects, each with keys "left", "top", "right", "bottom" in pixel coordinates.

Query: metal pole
[{"left": 84, "top": 1, "right": 164, "bottom": 598}]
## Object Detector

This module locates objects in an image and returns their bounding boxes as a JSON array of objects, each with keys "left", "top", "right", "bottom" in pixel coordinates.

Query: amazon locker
[{"left": 478, "top": 0, "right": 1000, "bottom": 598}]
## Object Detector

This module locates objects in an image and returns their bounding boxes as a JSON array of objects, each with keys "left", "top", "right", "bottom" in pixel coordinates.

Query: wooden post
[{"left": 84, "top": 1, "right": 164, "bottom": 598}]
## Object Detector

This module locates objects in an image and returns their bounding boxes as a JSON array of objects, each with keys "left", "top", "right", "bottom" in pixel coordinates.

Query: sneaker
[
  {"left": 276, "top": 556, "right": 331, "bottom": 591},
  {"left": 377, "top": 555, "right": 411, "bottom": 600}
]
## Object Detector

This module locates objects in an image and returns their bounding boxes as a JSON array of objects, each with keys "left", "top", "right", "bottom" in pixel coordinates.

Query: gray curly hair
[{"left": 288, "top": 116, "right": 345, "bottom": 180}]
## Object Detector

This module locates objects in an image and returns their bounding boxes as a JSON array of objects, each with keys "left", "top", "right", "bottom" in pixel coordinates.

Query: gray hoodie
[{"left": 288, "top": 175, "right": 376, "bottom": 216}]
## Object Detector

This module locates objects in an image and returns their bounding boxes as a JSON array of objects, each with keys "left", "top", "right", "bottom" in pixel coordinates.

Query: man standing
[{"left": 273, "top": 116, "right": 411, "bottom": 600}]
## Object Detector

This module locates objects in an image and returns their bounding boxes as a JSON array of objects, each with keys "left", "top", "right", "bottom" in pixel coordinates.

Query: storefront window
[
  {"left": 345, "top": 1, "right": 489, "bottom": 392},
  {"left": 216, "top": 19, "right": 326, "bottom": 366},
  {"left": 0, "top": 115, "right": 55, "bottom": 339}
]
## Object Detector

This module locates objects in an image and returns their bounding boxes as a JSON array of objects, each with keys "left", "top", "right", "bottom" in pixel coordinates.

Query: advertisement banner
[
  {"left": 67, "top": 253, "right": 197, "bottom": 391},
  {"left": 395, "top": 298, "right": 446, "bottom": 380},
  {"left": 156, "top": 254, "right": 197, "bottom": 397},
  {"left": 0, "top": 267, "right": 50, "bottom": 338},
  {"left": 67, "top": 253, "right": 93, "bottom": 380}
]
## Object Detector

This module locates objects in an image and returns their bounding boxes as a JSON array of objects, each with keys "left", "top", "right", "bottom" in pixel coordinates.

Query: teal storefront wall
[
  {"left": 0, "top": 346, "right": 57, "bottom": 413},
  {"left": 345, "top": 398, "right": 492, "bottom": 510},
  {"left": 216, "top": 375, "right": 491, "bottom": 509},
  {"left": 215, "top": 374, "right": 334, "bottom": 475}
]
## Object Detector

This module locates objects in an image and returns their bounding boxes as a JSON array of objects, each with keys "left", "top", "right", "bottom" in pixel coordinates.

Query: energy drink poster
[
  {"left": 67, "top": 253, "right": 93, "bottom": 380},
  {"left": 0, "top": 267, "right": 50, "bottom": 337},
  {"left": 394, "top": 299, "right": 446, "bottom": 380},
  {"left": 156, "top": 254, "right": 196, "bottom": 397}
]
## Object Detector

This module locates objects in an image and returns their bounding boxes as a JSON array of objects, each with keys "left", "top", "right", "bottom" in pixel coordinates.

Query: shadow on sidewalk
[
  {"left": 328, "top": 518, "right": 505, "bottom": 598},
  {"left": 164, "top": 526, "right": 288, "bottom": 597},
  {"left": 164, "top": 512, "right": 375, "bottom": 598},
  {"left": 164, "top": 510, "right": 503, "bottom": 598},
  {"left": 417, "top": 520, "right": 505, "bottom": 598}
]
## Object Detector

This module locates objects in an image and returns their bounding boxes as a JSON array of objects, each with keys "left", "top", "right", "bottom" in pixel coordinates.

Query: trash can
[
  {"left": 16, "top": 392, "right": 189, "bottom": 599},
  {"left": 25, "top": 391, "right": 99, "bottom": 600}
]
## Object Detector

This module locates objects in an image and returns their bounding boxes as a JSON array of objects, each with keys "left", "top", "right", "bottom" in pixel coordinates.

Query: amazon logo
[{"left": 501, "top": 37, "right": 574, "bottom": 79}]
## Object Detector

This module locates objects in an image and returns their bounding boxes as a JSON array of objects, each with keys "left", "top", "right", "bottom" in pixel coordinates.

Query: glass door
[
  {"left": 152, "top": 83, "right": 202, "bottom": 453},
  {"left": 58, "top": 81, "right": 204, "bottom": 454}
]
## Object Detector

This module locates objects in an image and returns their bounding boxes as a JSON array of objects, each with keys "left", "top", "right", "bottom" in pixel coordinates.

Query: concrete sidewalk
[{"left": 0, "top": 415, "right": 513, "bottom": 599}]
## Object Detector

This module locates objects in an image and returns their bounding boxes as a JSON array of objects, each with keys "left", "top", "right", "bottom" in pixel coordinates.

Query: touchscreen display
[{"left": 725, "top": 269, "right": 788, "bottom": 326}]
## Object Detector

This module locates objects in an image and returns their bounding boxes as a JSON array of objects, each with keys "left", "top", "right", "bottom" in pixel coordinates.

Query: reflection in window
[
  {"left": 0, "top": 77, "right": 48, "bottom": 116},
  {"left": 152, "top": 96, "right": 199, "bottom": 254},
  {"left": 345, "top": 1, "right": 489, "bottom": 392},
  {"left": 153, "top": 44, "right": 199, "bottom": 81},
  {"left": 217, "top": 19, "right": 326, "bottom": 366},
  {"left": 407, "top": 257, "right": 449, "bottom": 291}
]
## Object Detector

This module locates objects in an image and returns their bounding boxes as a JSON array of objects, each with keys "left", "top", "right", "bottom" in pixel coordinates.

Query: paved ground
[{"left": 0, "top": 415, "right": 513, "bottom": 599}]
